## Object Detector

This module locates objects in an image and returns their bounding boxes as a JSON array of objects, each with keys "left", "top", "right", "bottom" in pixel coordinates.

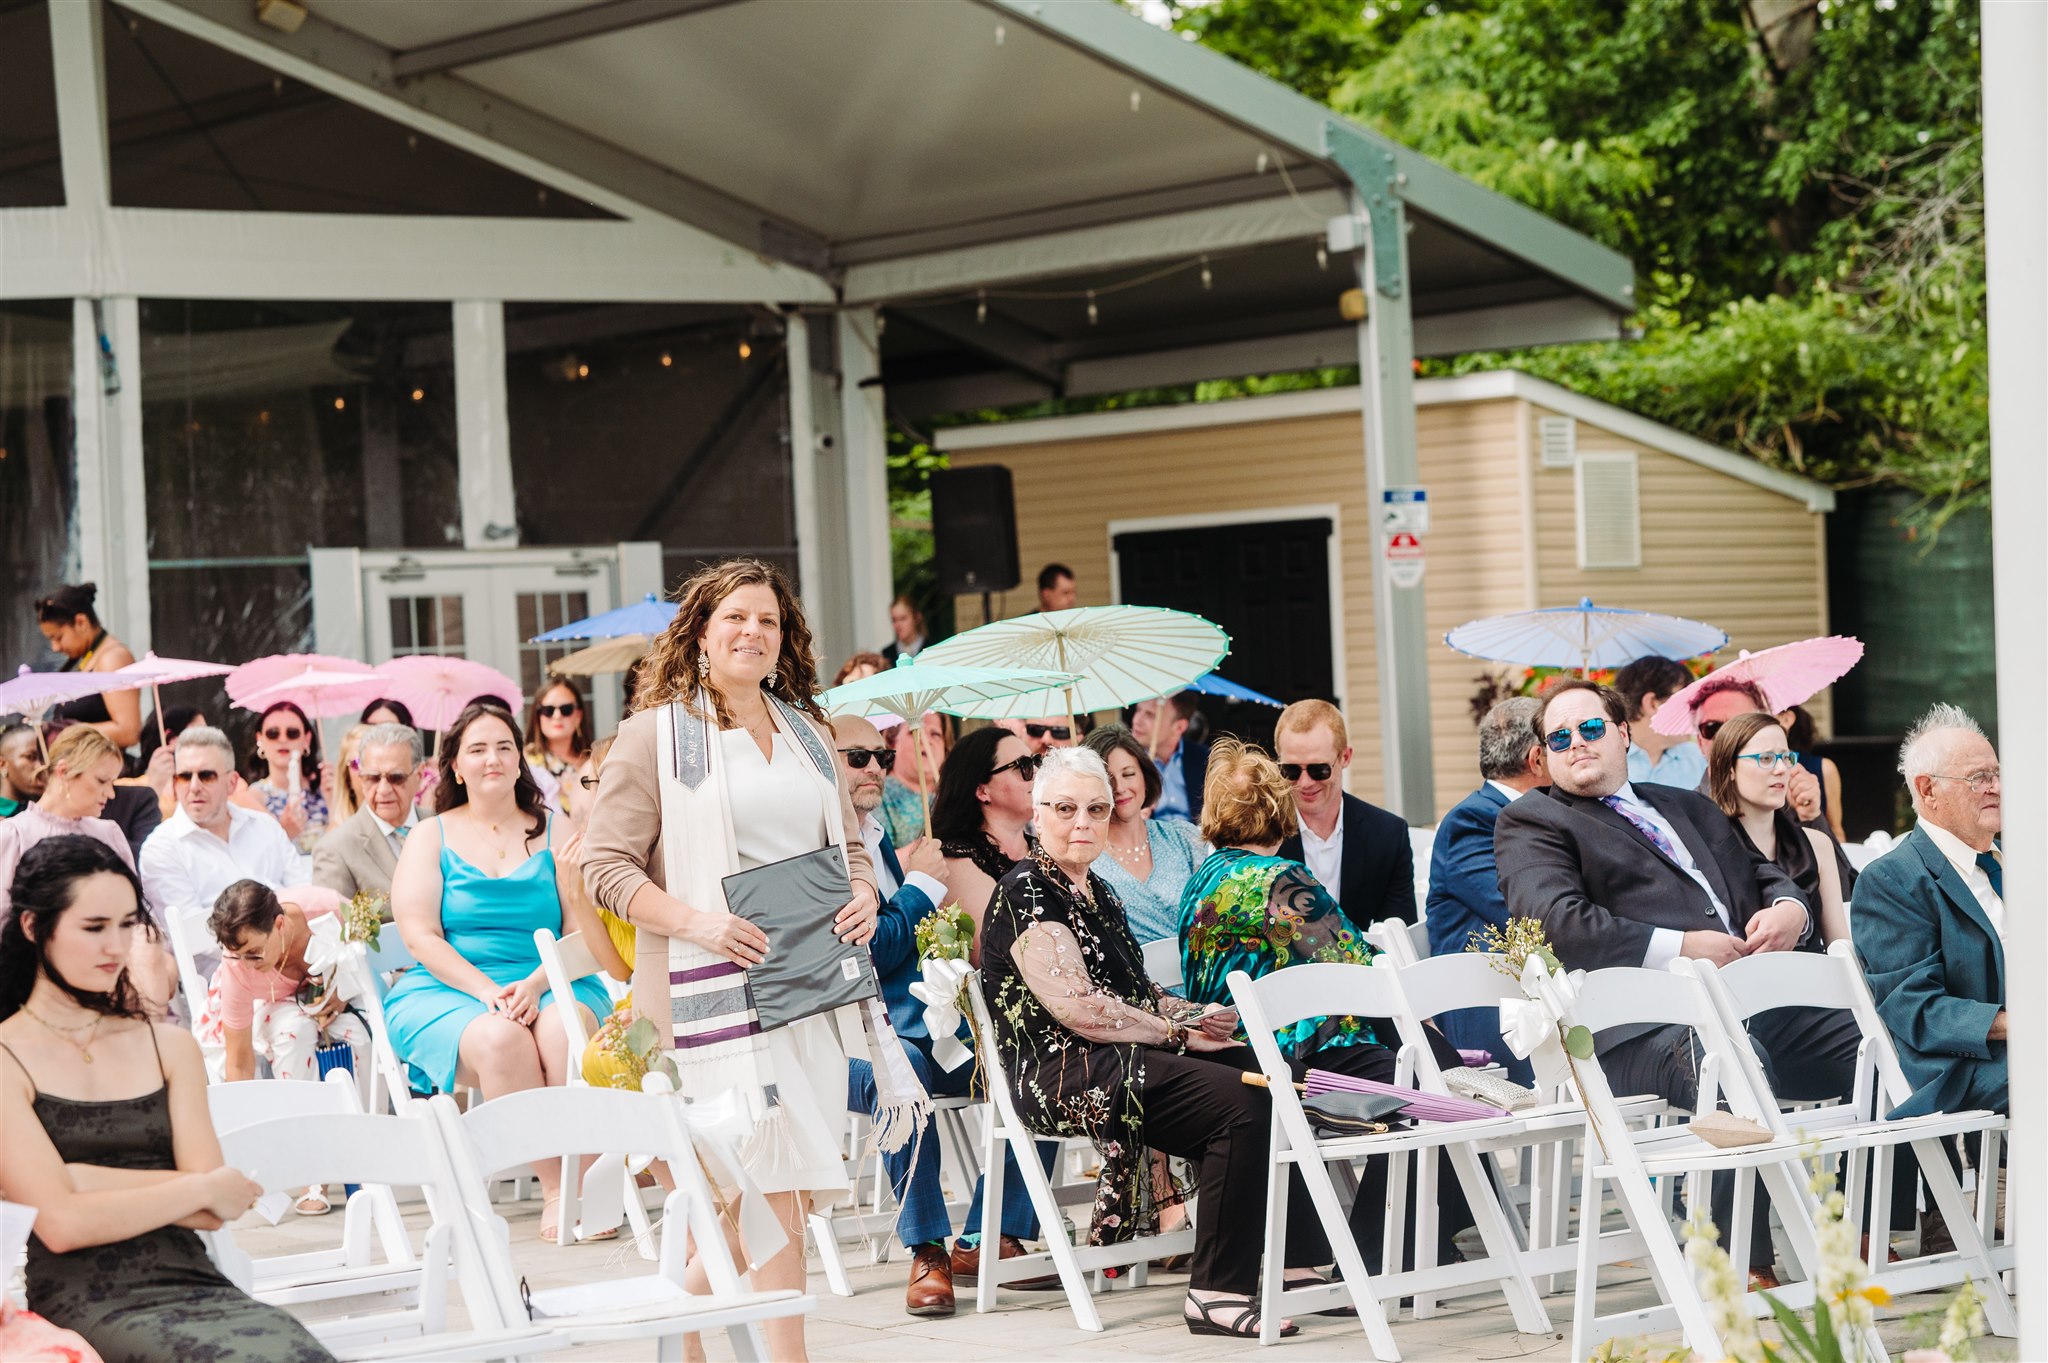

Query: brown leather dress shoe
[
  {"left": 950, "top": 1235, "right": 1061, "bottom": 1289},
  {"left": 905, "top": 1243, "right": 955, "bottom": 1318},
  {"left": 1746, "top": 1268, "right": 1783, "bottom": 1293}
]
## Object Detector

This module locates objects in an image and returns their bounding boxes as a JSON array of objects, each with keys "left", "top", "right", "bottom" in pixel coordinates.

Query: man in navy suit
[
  {"left": 1273, "top": 699, "right": 1414, "bottom": 928},
  {"left": 1425, "top": 697, "right": 1546, "bottom": 1083},
  {"left": 833, "top": 717, "right": 1054, "bottom": 1317}
]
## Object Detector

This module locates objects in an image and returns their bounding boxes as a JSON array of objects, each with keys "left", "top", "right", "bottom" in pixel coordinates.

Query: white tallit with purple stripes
[{"left": 655, "top": 691, "right": 929, "bottom": 1167}]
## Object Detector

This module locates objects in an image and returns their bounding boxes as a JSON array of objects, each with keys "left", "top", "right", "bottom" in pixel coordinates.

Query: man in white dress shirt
[{"left": 139, "top": 726, "right": 303, "bottom": 991}]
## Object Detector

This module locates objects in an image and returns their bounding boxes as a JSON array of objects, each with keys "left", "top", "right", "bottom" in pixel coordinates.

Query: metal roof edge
[
  {"left": 933, "top": 369, "right": 1835, "bottom": 512},
  {"left": 979, "top": 0, "right": 1636, "bottom": 313}
]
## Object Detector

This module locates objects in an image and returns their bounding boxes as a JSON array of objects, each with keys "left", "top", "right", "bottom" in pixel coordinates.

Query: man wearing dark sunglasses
[
  {"left": 830, "top": 716, "right": 1056, "bottom": 1316},
  {"left": 1000, "top": 716, "right": 1075, "bottom": 757},
  {"left": 311, "top": 722, "right": 424, "bottom": 901},
  {"left": 1496, "top": 678, "right": 1865, "bottom": 1290},
  {"left": 1273, "top": 699, "right": 1415, "bottom": 929}
]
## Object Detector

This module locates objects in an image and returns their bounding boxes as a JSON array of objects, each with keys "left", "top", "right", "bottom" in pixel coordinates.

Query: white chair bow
[
  {"left": 907, "top": 957, "right": 974, "bottom": 1072},
  {"left": 1498, "top": 955, "right": 1578, "bottom": 1090}
]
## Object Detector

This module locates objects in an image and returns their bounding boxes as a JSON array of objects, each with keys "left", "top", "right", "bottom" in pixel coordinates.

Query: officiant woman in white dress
[{"left": 584, "top": 558, "right": 918, "bottom": 1363}]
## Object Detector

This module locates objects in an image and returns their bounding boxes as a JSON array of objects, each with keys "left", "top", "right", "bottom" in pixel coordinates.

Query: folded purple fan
[{"left": 1301, "top": 1070, "right": 1508, "bottom": 1121}]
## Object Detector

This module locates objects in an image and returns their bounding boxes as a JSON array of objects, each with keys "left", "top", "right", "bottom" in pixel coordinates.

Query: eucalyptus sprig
[
  {"left": 582, "top": 1011, "right": 680, "bottom": 1092},
  {"left": 914, "top": 902, "right": 975, "bottom": 964}
]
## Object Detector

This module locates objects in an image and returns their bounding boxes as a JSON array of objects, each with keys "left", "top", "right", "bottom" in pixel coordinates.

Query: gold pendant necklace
[{"left": 24, "top": 1005, "right": 103, "bottom": 1063}]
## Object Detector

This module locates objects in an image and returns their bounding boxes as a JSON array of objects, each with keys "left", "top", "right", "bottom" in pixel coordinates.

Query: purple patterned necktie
[{"left": 1601, "top": 793, "right": 1680, "bottom": 864}]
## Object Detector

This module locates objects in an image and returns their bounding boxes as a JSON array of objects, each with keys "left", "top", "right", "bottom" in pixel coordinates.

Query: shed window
[{"left": 1574, "top": 451, "right": 1641, "bottom": 570}]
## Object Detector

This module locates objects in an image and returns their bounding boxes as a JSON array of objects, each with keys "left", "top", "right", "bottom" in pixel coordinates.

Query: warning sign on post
[
  {"left": 1380, "top": 487, "right": 1430, "bottom": 534},
  {"left": 1383, "top": 531, "right": 1425, "bottom": 588}
]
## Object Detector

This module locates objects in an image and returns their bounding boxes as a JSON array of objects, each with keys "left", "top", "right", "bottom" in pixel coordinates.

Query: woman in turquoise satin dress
[{"left": 385, "top": 704, "right": 623, "bottom": 1242}]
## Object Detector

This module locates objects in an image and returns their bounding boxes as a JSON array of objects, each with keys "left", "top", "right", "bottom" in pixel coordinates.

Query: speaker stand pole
[{"left": 981, "top": 591, "right": 992, "bottom": 628}]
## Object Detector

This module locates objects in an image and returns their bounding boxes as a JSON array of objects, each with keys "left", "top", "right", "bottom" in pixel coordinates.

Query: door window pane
[
  {"left": 388, "top": 595, "right": 466, "bottom": 657},
  {"left": 1, "top": 300, "right": 72, "bottom": 672},
  {"left": 514, "top": 590, "right": 591, "bottom": 694}
]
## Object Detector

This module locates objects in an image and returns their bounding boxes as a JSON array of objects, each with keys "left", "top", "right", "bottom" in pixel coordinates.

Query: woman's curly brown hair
[
  {"left": 1198, "top": 737, "right": 1299, "bottom": 849},
  {"left": 635, "top": 558, "right": 824, "bottom": 728}
]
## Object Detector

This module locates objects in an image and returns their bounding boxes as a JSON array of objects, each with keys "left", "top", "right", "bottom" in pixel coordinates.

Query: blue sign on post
[{"left": 1380, "top": 486, "right": 1429, "bottom": 534}]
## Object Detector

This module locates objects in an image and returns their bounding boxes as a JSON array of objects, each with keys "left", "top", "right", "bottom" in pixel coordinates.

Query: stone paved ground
[{"left": 243, "top": 1194, "right": 2014, "bottom": 1362}]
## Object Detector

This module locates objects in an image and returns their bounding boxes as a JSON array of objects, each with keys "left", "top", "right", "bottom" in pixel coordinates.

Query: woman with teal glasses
[
  {"left": 1175, "top": 739, "right": 1475, "bottom": 1277},
  {"left": 1706, "top": 710, "right": 1848, "bottom": 947}
]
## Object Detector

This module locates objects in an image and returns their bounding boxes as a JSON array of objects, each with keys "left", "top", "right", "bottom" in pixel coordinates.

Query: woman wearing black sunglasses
[
  {"left": 930, "top": 726, "right": 1040, "bottom": 946},
  {"left": 522, "top": 676, "right": 593, "bottom": 825},
  {"left": 245, "top": 701, "right": 327, "bottom": 853}
]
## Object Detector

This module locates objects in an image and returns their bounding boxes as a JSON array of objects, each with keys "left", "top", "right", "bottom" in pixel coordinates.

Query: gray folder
[{"left": 722, "top": 845, "right": 881, "bottom": 1031}]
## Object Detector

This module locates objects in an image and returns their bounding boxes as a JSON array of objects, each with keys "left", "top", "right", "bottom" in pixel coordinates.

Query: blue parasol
[
  {"left": 529, "top": 593, "right": 678, "bottom": 643},
  {"left": 1181, "top": 672, "right": 1284, "bottom": 708}
]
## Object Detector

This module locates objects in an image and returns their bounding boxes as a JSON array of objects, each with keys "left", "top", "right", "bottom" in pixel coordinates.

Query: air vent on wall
[
  {"left": 1575, "top": 451, "right": 1641, "bottom": 569},
  {"left": 1538, "top": 415, "right": 1576, "bottom": 468}
]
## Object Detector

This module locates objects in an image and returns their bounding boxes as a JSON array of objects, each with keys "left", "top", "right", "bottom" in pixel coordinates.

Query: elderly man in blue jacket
[
  {"left": 1425, "top": 697, "right": 1545, "bottom": 1084},
  {"left": 833, "top": 717, "right": 1055, "bottom": 1318},
  {"left": 1854, "top": 704, "right": 2006, "bottom": 1244}
]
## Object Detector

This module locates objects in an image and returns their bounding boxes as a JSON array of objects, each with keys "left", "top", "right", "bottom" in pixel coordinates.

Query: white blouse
[{"left": 718, "top": 729, "right": 827, "bottom": 871}]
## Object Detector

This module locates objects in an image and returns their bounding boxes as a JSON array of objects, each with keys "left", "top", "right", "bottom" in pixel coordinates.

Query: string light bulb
[
  {"left": 411, "top": 387, "right": 424, "bottom": 401},
  {"left": 875, "top": 313, "right": 887, "bottom": 336},
  {"left": 1199, "top": 255, "right": 1212, "bottom": 290},
  {"left": 1256, "top": 151, "right": 1270, "bottom": 174},
  {"left": 660, "top": 351, "right": 673, "bottom": 367},
  {"left": 333, "top": 396, "right": 346, "bottom": 411},
  {"left": 575, "top": 362, "right": 589, "bottom": 378},
  {"left": 1086, "top": 290, "right": 1099, "bottom": 326},
  {"left": 1316, "top": 244, "right": 1329, "bottom": 271},
  {"left": 976, "top": 290, "right": 988, "bottom": 325},
  {"left": 738, "top": 340, "right": 752, "bottom": 360}
]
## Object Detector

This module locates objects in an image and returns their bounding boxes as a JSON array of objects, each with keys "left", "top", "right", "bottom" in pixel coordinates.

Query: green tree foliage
[{"left": 1150, "top": 0, "right": 1987, "bottom": 520}]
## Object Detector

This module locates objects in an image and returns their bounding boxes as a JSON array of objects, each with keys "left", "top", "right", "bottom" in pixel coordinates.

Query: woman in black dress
[
  {"left": 0, "top": 836, "right": 333, "bottom": 1363},
  {"left": 932, "top": 725, "right": 1040, "bottom": 947},
  {"left": 36, "top": 584, "right": 141, "bottom": 751},
  {"left": 979, "top": 746, "right": 1334, "bottom": 1339}
]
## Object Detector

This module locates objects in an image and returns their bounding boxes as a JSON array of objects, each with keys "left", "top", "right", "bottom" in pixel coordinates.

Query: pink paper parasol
[
  {"left": 374, "top": 655, "right": 524, "bottom": 734},
  {"left": 100, "top": 652, "right": 235, "bottom": 745},
  {"left": 0, "top": 667, "right": 106, "bottom": 759},
  {"left": 226, "top": 654, "right": 384, "bottom": 720},
  {"left": 1650, "top": 635, "right": 1866, "bottom": 737}
]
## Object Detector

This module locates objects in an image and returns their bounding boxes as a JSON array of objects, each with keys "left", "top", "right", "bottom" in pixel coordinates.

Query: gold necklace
[{"left": 24, "top": 1004, "right": 103, "bottom": 1063}]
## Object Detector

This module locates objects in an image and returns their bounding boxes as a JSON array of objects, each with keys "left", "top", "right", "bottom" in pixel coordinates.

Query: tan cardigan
[{"left": 581, "top": 704, "right": 877, "bottom": 1008}]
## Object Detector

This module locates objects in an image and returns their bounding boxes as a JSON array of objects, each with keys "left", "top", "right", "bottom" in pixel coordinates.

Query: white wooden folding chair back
[
  {"left": 1364, "top": 918, "right": 1424, "bottom": 968},
  {"left": 1407, "top": 827, "right": 1435, "bottom": 903},
  {"left": 1226, "top": 962, "right": 1549, "bottom": 1356},
  {"left": 164, "top": 903, "right": 216, "bottom": 1044},
  {"left": 1686, "top": 954, "right": 2017, "bottom": 1335},
  {"left": 351, "top": 941, "right": 421, "bottom": 1117},
  {"left": 1139, "top": 935, "right": 1183, "bottom": 990},
  {"left": 212, "top": 1107, "right": 517, "bottom": 1356},
  {"left": 531, "top": 927, "right": 654, "bottom": 1257},
  {"left": 429, "top": 1080, "right": 811, "bottom": 1361},
  {"left": 960, "top": 969, "right": 1192, "bottom": 1332},
  {"left": 207, "top": 1071, "right": 419, "bottom": 1305}
]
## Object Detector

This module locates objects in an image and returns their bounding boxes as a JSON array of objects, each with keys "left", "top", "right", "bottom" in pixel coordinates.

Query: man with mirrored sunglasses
[
  {"left": 1496, "top": 679, "right": 1871, "bottom": 1288},
  {"left": 311, "top": 722, "right": 424, "bottom": 903}
]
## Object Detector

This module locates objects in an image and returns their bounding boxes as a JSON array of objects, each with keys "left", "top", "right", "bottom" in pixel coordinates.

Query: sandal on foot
[
  {"left": 1283, "top": 1272, "right": 1359, "bottom": 1317},
  {"left": 538, "top": 1195, "right": 563, "bottom": 1244},
  {"left": 1186, "top": 1295, "right": 1299, "bottom": 1339},
  {"left": 294, "top": 1187, "right": 332, "bottom": 1216}
]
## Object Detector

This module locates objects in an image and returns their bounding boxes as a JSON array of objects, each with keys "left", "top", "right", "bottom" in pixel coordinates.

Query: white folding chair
[
  {"left": 1227, "top": 962, "right": 1549, "bottom": 1357},
  {"left": 207, "top": 1070, "right": 420, "bottom": 1308},
  {"left": 962, "top": 969, "right": 1193, "bottom": 1331},
  {"left": 163, "top": 903, "right": 217, "bottom": 1057},
  {"left": 1554, "top": 964, "right": 1880, "bottom": 1362},
  {"left": 429, "top": 1078, "right": 814, "bottom": 1361},
  {"left": 1688, "top": 949, "right": 2016, "bottom": 1331},
  {"left": 1406, "top": 826, "right": 1435, "bottom": 903},
  {"left": 1375, "top": 952, "right": 1670, "bottom": 1304},
  {"left": 212, "top": 1106, "right": 561, "bottom": 1360},
  {"left": 532, "top": 927, "right": 655, "bottom": 1258},
  {"left": 1140, "top": 935, "right": 1183, "bottom": 990},
  {"left": 1363, "top": 917, "right": 1427, "bottom": 968}
]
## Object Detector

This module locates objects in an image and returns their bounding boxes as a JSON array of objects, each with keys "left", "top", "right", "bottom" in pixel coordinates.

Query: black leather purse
[{"left": 1299, "top": 1091, "right": 1409, "bottom": 1138}]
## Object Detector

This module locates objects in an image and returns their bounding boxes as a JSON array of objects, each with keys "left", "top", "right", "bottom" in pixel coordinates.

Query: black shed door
[{"left": 1112, "top": 517, "right": 1336, "bottom": 748}]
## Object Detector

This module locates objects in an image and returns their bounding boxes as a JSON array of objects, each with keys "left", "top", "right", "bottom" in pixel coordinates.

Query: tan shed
[{"left": 935, "top": 370, "right": 1836, "bottom": 819}]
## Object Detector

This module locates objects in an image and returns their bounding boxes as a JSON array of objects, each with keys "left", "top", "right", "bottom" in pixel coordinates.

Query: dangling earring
[
  {"left": 765, "top": 668, "right": 779, "bottom": 690},
  {"left": 696, "top": 654, "right": 709, "bottom": 678}
]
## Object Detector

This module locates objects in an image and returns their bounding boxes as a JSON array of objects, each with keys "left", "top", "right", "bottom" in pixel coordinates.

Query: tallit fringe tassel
[
  {"left": 869, "top": 1093, "right": 932, "bottom": 1157},
  {"left": 740, "top": 1090, "right": 805, "bottom": 1190}
]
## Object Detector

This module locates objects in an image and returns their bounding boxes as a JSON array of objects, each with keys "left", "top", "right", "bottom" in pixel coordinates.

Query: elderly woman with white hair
[{"left": 977, "top": 745, "right": 1333, "bottom": 1339}]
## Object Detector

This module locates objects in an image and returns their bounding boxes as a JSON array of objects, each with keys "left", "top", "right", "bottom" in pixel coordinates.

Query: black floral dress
[
  {"left": 2, "top": 1036, "right": 334, "bottom": 1363},
  {"left": 980, "top": 851, "right": 1202, "bottom": 1244}
]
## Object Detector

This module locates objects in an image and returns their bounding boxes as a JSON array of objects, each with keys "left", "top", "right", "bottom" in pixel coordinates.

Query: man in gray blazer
[{"left": 311, "top": 723, "right": 423, "bottom": 902}]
